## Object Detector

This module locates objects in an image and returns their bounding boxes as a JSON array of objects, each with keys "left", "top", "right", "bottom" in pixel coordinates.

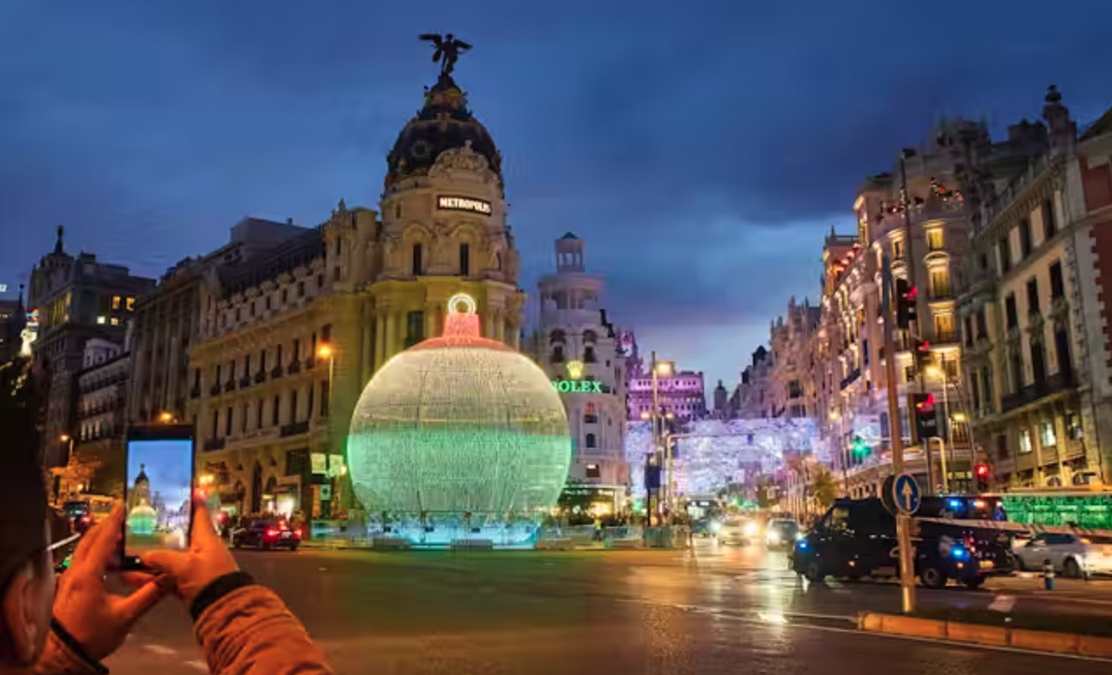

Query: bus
[
  {"left": 994, "top": 487, "right": 1112, "bottom": 531},
  {"left": 62, "top": 494, "right": 115, "bottom": 529}
]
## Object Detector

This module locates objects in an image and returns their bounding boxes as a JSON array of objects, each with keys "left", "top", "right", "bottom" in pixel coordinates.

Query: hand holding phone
[{"left": 122, "top": 425, "right": 196, "bottom": 564}]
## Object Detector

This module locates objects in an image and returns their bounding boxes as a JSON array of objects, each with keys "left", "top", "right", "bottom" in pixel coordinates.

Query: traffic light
[
  {"left": 913, "top": 337, "right": 932, "bottom": 374},
  {"left": 895, "top": 278, "right": 917, "bottom": 329},
  {"left": 974, "top": 463, "right": 991, "bottom": 492},
  {"left": 908, "top": 392, "right": 939, "bottom": 444},
  {"left": 852, "top": 436, "right": 868, "bottom": 457}
]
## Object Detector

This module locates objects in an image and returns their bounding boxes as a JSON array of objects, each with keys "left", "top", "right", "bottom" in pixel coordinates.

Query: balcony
[
  {"left": 304, "top": 357, "right": 316, "bottom": 370},
  {"left": 203, "top": 437, "right": 226, "bottom": 452},
  {"left": 190, "top": 385, "right": 201, "bottom": 399},
  {"left": 584, "top": 414, "right": 599, "bottom": 424},
  {"left": 287, "top": 361, "right": 301, "bottom": 376},
  {"left": 209, "top": 384, "right": 222, "bottom": 397},
  {"left": 270, "top": 365, "right": 284, "bottom": 379},
  {"left": 280, "top": 420, "right": 310, "bottom": 438},
  {"left": 223, "top": 380, "right": 236, "bottom": 393},
  {"left": 238, "top": 376, "right": 251, "bottom": 389},
  {"left": 1000, "top": 371, "right": 1076, "bottom": 414},
  {"left": 254, "top": 370, "right": 267, "bottom": 385},
  {"left": 839, "top": 367, "right": 861, "bottom": 391}
]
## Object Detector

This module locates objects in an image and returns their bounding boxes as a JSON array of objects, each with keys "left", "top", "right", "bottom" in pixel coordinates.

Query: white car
[{"left": 1012, "top": 532, "right": 1112, "bottom": 577}]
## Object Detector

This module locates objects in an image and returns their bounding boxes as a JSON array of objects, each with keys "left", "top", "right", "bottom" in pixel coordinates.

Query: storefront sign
[
  {"left": 437, "top": 196, "right": 491, "bottom": 215},
  {"left": 551, "top": 379, "right": 602, "bottom": 394}
]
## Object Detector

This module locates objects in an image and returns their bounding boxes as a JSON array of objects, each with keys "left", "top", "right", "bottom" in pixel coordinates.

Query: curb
[{"left": 858, "top": 612, "right": 1112, "bottom": 658}]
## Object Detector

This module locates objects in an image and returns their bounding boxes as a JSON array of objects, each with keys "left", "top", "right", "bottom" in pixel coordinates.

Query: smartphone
[{"left": 121, "top": 424, "right": 196, "bottom": 567}]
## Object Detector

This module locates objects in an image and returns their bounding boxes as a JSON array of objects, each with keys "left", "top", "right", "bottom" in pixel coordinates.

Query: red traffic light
[
  {"left": 916, "top": 393, "right": 936, "bottom": 412},
  {"left": 917, "top": 339, "right": 931, "bottom": 352},
  {"left": 975, "top": 463, "right": 990, "bottom": 477},
  {"left": 905, "top": 286, "right": 918, "bottom": 300}
]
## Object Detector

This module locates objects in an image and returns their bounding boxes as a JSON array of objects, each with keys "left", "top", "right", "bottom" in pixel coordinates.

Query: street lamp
[
  {"left": 318, "top": 344, "right": 336, "bottom": 519},
  {"left": 158, "top": 412, "right": 174, "bottom": 423}
]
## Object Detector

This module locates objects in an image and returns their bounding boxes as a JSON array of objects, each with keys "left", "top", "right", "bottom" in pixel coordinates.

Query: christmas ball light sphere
[{"left": 348, "top": 294, "right": 571, "bottom": 543}]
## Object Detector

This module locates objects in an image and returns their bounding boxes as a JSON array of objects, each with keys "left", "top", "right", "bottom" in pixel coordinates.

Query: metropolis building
[
  {"left": 187, "top": 63, "right": 526, "bottom": 518},
  {"left": 530, "top": 232, "right": 629, "bottom": 503}
]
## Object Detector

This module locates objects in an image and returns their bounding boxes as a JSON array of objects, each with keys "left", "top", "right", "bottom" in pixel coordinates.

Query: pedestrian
[{"left": 0, "top": 444, "right": 336, "bottom": 674}]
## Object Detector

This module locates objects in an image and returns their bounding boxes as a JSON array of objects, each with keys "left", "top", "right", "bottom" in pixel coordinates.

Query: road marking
[
  {"left": 186, "top": 660, "right": 208, "bottom": 671},
  {"left": 988, "top": 594, "right": 1016, "bottom": 612},
  {"left": 142, "top": 644, "right": 178, "bottom": 656}
]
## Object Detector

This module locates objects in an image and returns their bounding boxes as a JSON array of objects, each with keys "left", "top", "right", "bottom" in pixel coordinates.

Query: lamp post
[
  {"left": 648, "top": 352, "right": 674, "bottom": 522},
  {"left": 829, "top": 409, "right": 849, "bottom": 495},
  {"left": 318, "top": 344, "right": 336, "bottom": 520}
]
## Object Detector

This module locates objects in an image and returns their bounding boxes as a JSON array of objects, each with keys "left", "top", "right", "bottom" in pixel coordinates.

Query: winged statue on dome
[{"left": 419, "top": 33, "right": 472, "bottom": 77}]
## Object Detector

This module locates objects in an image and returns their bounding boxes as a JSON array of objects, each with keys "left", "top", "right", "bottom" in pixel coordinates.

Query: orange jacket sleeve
[
  {"left": 33, "top": 631, "right": 101, "bottom": 675},
  {"left": 194, "top": 585, "right": 333, "bottom": 675}
]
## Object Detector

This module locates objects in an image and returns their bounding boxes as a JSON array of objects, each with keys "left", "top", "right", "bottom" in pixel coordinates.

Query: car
[
  {"left": 719, "top": 518, "right": 761, "bottom": 546},
  {"left": 1012, "top": 532, "right": 1112, "bottom": 578},
  {"left": 765, "top": 518, "right": 800, "bottom": 549},
  {"left": 231, "top": 519, "right": 302, "bottom": 551}
]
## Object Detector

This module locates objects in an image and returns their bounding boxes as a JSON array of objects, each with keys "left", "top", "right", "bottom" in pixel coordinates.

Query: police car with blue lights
[{"left": 790, "top": 496, "right": 1014, "bottom": 589}]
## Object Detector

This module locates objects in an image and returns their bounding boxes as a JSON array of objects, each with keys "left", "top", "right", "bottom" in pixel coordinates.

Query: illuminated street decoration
[
  {"left": 625, "top": 418, "right": 821, "bottom": 498},
  {"left": 348, "top": 293, "right": 571, "bottom": 546}
]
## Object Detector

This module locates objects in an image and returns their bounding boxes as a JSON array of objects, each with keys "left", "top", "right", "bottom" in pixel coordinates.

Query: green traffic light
[{"left": 852, "top": 436, "right": 868, "bottom": 455}]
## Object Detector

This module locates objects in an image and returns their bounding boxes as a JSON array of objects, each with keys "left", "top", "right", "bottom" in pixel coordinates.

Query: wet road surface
[{"left": 104, "top": 542, "right": 1112, "bottom": 674}]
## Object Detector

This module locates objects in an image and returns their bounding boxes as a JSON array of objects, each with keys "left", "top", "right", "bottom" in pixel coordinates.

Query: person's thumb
[{"left": 190, "top": 500, "right": 220, "bottom": 545}]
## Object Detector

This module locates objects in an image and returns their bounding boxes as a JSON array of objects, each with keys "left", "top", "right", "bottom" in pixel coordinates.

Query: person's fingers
[
  {"left": 69, "top": 504, "right": 117, "bottom": 567},
  {"left": 115, "top": 578, "right": 169, "bottom": 625},
  {"left": 190, "top": 501, "right": 219, "bottom": 548},
  {"left": 87, "top": 504, "right": 126, "bottom": 575},
  {"left": 118, "top": 571, "right": 157, "bottom": 588},
  {"left": 140, "top": 550, "right": 185, "bottom": 577}
]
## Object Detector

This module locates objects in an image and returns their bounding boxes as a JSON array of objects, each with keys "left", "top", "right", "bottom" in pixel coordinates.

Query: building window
[
  {"left": 1009, "top": 350, "right": 1024, "bottom": 393},
  {"left": 1043, "top": 199, "right": 1057, "bottom": 239},
  {"left": 272, "top": 395, "right": 280, "bottom": 425},
  {"left": 933, "top": 314, "right": 954, "bottom": 343},
  {"left": 1067, "top": 413, "right": 1083, "bottom": 441},
  {"left": 998, "top": 238, "right": 1011, "bottom": 273},
  {"left": 225, "top": 407, "right": 233, "bottom": 436},
  {"left": 1004, "top": 294, "right": 1018, "bottom": 329},
  {"left": 297, "top": 281, "right": 305, "bottom": 297},
  {"left": 585, "top": 433, "right": 597, "bottom": 449},
  {"left": 412, "top": 244, "right": 423, "bottom": 275},
  {"left": 211, "top": 411, "right": 219, "bottom": 439},
  {"left": 459, "top": 243, "right": 471, "bottom": 276},
  {"left": 320, "top": 381, "right": 329, "bottom": 417},
  {"left": 256, "top": 401, "right": 264, "bottom": 429},
  {"left": 1039, "top": 421, "right": 1057, "bottom": 448},
  {"left": 584, "top": 403, "right": 598, "bottom": 424},
  {"left": 893, "top": 240, "right": 904, "bottom": 260},
  {"left": 995, "top": 434, "right": 1009, "bottom": 459},
  {"left": 126, "top": 297, "right": 135, "bottom": 311},
  {"left": 406, "top": 311, "right": 425, "bottom": 346},
  {"left": 929, "top": 269, "right": 950, "bottom": 298},
  {"left": 290, "top": 390, "right": 299, "bottom": 423},
  {"left": 110, "top": 317, "right": 120, "bottom": 326},
  {"left": 1018, "top": 428, "right": 1033, "bottom": 454},
  {"left": 1019, "top": 220, "right": 1033, "bottom": 258},
  {"left": 1026, "top": 277, "right": 1040, "bottom": 315},
  {"left": 585, "top": 464, "right": 601, "bottom": 479},
  {"left": 1049, "top": 261, "right": 1065, "bottom": 300},
  {"left": 241, "top": 404, "right": 249, "bottom": 433},
  {"left": 96, "top": 316, "right": 106, "bottom": 324},
  {"left": 112, "top": 296, "right": 121, "bottom": 310},
  {"left": 926, "top": 229, "right": 944, "bottom": 251}
]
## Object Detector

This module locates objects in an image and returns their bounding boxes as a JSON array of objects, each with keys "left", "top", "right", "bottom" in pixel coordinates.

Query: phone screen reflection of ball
[{"left": 127, "top": 503, "right": 158, "bottom": 536}]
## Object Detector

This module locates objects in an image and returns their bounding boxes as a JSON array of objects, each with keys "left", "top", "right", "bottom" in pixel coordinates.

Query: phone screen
[{"left": 123, "top": 426, "right": 195, "bottom": 555}]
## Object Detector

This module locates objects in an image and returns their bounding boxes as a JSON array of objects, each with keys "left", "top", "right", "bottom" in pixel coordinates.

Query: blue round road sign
[{"left": 892, "top": 473, "right": 921, "bottom": 515}]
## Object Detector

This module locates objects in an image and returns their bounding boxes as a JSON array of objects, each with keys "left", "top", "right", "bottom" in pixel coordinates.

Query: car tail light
[
  {"left": 266, "top": 528, "right": 278, "bottom": 537},
  {"left": 293, "top": 529, "right": 301, "bottom": 538},
  {"left": 1080, "top": 538, "right": 1091, "bottom": 545}
]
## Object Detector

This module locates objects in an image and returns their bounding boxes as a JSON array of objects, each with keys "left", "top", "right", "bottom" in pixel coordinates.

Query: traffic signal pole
[{"left": 883, "top": 254, "right": 917, "bottom": 613}]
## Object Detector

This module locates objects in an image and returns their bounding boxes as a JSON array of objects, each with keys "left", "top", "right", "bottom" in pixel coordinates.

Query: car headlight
[
  {"left": 743, "top": 522, "right": 759, "bottom": 536},
  {"left": 710, "top": 521, "right": 721, "bottom": 532},
  {"left": 767, "top": 533, "right": 781, "bottom": 544}
]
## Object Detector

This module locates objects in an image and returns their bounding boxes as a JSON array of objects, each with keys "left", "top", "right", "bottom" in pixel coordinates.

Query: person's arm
[{"left": 192, "top": 572, "right": 332, "bottom": 675}]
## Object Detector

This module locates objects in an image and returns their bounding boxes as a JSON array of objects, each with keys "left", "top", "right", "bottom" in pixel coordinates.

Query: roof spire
[{"left": 54, "top": 225, "right": 65, "bottom": 254}]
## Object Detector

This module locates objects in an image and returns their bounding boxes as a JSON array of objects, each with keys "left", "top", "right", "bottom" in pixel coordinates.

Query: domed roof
[{"left": 385, "top": 74, "right": 503, "bottom": 188}]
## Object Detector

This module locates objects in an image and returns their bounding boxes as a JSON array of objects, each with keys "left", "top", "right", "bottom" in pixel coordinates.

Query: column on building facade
[
  {"left": 384, "top": 312, "right": 398, "bottom": 362},
  {"left": 361, "top": 316, "right": 373, "bottom": 384},
  {"left": 494, "top": 310, "right": 505, "bottom": 343},
  {"left": 374, "top": 312, "right": 385, "bottom": 372},
  {"left": 425, "top": 303, "right": 438, "bottom": 341},
  {"left": 508, "top": 320, "right": 520, "bottom": 351}
]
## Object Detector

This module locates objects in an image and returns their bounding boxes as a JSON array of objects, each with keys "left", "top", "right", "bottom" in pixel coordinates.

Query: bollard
[{"left": 1043, "top": 558, "right": 1055, "bottom": 591}]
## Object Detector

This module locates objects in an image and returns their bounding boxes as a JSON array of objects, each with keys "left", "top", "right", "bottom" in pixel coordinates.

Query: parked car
[
  {"left": 1012, "top": 532, "right": 1112, "bottom": 578},
  {"left": 231, "top": 518, "right": 302, "bottom": 551}
]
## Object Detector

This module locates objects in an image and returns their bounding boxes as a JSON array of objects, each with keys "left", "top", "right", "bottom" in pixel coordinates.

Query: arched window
[
  {"left": 411, "top": 243, "right": 423, "bottom": 276},
  {"left": 459, "top": 243, "right": 471, "bottom": 276},
  {"left": 584, "top": 404, "right": 598, "bottom": 424},
  {"left": 585, "top": 433, "right": 597, "bottom": 449}
]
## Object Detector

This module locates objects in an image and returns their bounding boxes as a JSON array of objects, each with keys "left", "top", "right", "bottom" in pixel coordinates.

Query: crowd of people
[{"left": 0, "top": 448, "right": 334, "bottom": 674}]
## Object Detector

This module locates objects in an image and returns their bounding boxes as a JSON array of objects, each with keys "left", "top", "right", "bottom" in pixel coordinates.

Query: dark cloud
[{"left": 0, "top": 0, "right": 1109, "bottom": 381}]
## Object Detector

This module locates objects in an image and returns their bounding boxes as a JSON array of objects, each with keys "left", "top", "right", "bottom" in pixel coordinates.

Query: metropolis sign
[
  {"left": 551, "top": 379, "right": 603, "bottom": 394},
  {"left": 437, "top": 196, "right": 492, "bottom": 215}
]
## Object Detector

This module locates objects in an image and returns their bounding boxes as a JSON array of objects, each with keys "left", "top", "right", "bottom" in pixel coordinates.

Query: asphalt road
[{"left": 101, "top": 541, "right": 1112, "bottom": 674}]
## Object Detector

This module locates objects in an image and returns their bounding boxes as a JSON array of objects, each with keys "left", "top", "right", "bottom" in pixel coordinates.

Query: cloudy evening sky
[{"left": 2, "top": 0, "right": 1110, "bottom": 390}]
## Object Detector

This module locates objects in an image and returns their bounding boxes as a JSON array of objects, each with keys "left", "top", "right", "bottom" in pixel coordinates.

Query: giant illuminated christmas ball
[{"left": 348, "top": 294, "right": 571, "bottom": 533}]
